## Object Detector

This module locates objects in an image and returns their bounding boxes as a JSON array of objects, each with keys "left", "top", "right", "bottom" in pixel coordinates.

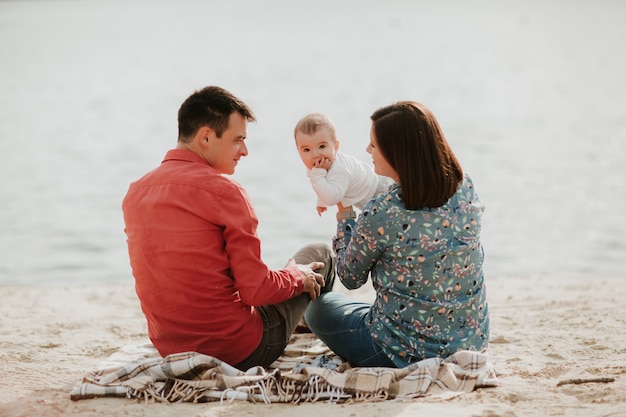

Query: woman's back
[{"left": 343, "top": 176, "right": 489, "bottom": 366}]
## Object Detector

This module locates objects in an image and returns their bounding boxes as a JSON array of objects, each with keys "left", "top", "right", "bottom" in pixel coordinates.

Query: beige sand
[{"left": 1, "top": 273, "right": 624, "bottom": 417}]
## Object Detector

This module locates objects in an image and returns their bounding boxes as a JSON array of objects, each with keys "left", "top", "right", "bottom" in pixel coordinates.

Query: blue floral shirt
[{"left": 332, "top": 175, "right": 489, "bottom": 367}]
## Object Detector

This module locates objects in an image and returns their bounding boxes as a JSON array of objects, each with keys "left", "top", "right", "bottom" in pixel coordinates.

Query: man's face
[{"left": 204, "top": 112, "right": 249, "bottom": 175}]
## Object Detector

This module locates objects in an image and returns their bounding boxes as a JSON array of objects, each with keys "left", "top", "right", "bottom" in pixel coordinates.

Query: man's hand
[{"left": 286, "top": 258, "right": 326, "bottom": 300}]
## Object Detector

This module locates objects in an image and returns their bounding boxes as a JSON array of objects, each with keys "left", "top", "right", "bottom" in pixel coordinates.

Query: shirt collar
[{"left": 162, "top": 148, "right": 207, "bottom": 165}]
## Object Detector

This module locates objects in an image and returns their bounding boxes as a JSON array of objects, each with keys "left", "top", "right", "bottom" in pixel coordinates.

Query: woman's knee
[
  {"left": 304, "top": 292, "right": 332, "bottom": 330},
  {"left": 305, "top": 292, "right": 352, "bottom": 331}
]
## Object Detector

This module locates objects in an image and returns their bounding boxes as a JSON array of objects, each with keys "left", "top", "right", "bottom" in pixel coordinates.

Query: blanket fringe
[
  {"left": 70, "top": 345, "right": 498, "bottom": 404},
  {"left": 124, "top": 373, "right": 385, "bottom": 404}
]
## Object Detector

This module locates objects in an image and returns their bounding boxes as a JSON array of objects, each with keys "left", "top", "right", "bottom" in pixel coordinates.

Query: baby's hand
[
  {"left": 316, "top": 206, "right": 327, "bottom": 216},
  {"left": 313, "top": 156, "right": 332, "bottom": 170}
]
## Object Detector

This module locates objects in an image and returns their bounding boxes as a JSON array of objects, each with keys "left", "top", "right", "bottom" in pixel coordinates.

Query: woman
[{"left": 305, "top": 101, "right": 489, "bottom": 368}]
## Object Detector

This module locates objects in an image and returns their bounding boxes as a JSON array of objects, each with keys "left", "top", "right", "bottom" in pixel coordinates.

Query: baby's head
[{"left": 294, "top": 113, "right": 339, "bottom": 169}]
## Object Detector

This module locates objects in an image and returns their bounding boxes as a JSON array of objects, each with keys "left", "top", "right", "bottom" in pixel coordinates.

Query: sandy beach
[
  {"left": 1, "top": 0, "right": 625, "bottom": 415},
  {"left": 1, "top": 272, "right": 624, "bottom": 417}
]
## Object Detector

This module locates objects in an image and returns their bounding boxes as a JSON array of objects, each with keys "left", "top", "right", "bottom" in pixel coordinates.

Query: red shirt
[{"left": 122, "top": 149, "right": 306, "bottom": 365}]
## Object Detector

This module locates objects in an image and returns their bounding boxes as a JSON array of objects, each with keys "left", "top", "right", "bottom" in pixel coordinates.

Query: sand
[{"left": 1, "top": 273, "right": 625, "bottom": 417}]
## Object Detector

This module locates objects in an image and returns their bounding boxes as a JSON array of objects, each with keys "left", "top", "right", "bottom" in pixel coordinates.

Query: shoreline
[{"left": 1, "top": 273, "right": 625, "bottom": 417}]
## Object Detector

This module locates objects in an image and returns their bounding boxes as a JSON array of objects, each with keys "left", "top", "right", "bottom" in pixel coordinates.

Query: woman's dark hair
[
  {"left": 177, "top": 86, "right": 256, "bottom": 143},
  {"left": 370, "top": 101, "right": 463, "bottom": 210}
]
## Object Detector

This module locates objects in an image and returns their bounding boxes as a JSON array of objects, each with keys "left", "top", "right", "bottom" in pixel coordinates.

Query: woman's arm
[{"left": 332, "top": 203, "right": 382, "bottom": 290}]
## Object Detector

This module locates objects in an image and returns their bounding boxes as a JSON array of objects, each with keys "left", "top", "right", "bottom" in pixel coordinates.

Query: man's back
[{"left": 122, "top": 149, "right": 268, "bottom": 364}]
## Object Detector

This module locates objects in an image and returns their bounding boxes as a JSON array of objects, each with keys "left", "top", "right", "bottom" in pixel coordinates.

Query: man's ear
[{"left": 195, "top": 126, "right": 213, "bottom": 145}]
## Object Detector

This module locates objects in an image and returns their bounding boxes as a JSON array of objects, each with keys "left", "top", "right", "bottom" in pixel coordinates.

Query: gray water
[{"left": 1, "top": 0, "right": 625, "bottom": 286}]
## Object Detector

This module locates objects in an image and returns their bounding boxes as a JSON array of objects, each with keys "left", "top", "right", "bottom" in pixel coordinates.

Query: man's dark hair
[{"left": 177, "top": 86, "right": 256, "bottom": 142}]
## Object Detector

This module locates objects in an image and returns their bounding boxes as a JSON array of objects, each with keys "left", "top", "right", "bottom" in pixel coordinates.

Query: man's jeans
[{"left": 234, "top": 242, "right": 335, "bottom": 370}]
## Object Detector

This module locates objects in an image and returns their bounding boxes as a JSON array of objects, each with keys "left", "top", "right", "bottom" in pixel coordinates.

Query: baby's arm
[
  {"left": 308, "top": 158, "right": 350, "bottom": 207},
  {"left": 309, "top": 171, "right": 349, "bottom": 207}
]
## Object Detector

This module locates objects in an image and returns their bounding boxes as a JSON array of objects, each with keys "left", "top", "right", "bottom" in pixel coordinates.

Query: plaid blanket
[{"left": 70, "top": 334, "right": 497, "bottom": 404}]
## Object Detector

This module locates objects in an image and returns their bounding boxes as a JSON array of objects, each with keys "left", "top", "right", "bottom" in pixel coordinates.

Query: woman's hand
[
  {"left": 336, "top": 202, "right": 356, "bottom": 220},
  {"left": 337, "top": 202, "right": 354, "bottom": 213}
]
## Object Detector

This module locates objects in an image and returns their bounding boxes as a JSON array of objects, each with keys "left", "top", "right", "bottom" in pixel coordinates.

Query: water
[{"left": 1, "top": 0, "right": 625, "bottom": 286}]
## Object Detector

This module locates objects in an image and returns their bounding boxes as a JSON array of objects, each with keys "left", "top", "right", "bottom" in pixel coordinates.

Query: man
[{"left": 122, "top": 86, "right": 334, "bottom": 370}]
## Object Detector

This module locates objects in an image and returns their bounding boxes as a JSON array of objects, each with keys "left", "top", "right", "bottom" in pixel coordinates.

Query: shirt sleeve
[
  {"left": 332, "top": 207, "right": 384, "bottom": 290},
  {"left": 307, "top": 164, "right": 350, "bottom": 207},
  {"left": 217, "top": 182, "right": 306, "bottom": 306}
]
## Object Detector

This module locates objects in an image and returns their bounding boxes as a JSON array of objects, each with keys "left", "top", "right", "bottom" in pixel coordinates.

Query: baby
[{"left": 294, "top": 113, "right": 392, "bottom": 216}]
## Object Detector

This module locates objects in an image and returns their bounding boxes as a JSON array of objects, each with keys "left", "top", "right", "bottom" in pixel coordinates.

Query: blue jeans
[{"left": 304, "top": 292, "right": 396, "bottom": 368}]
